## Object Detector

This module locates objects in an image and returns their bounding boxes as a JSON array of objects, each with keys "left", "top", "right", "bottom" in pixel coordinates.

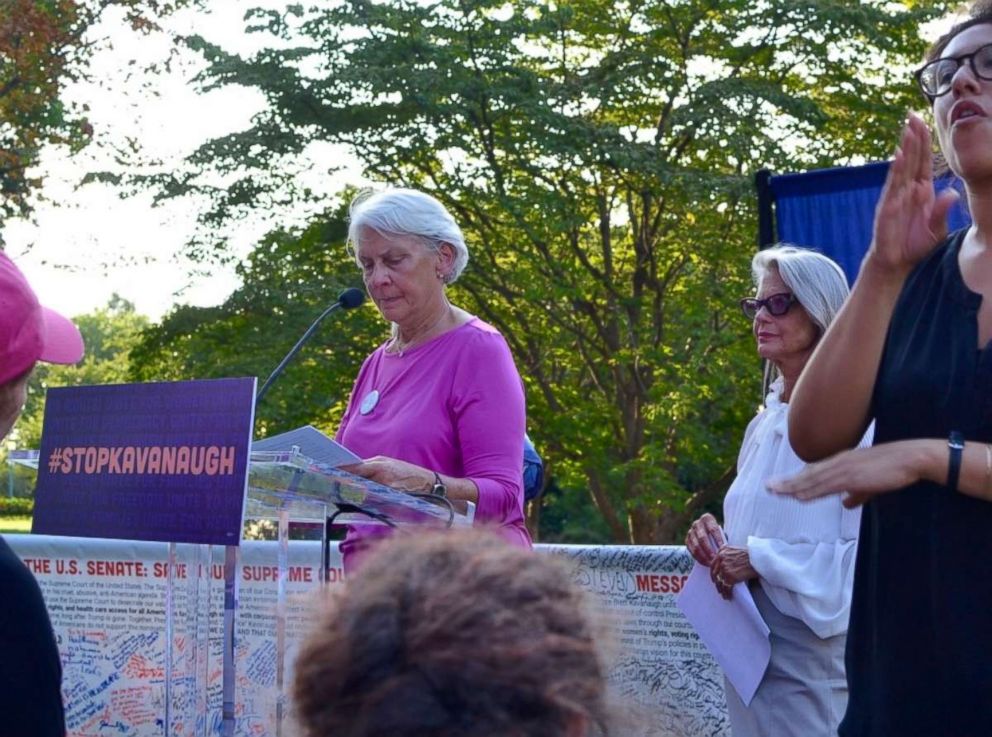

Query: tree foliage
[
  {"left": 0, "top": 0, "right": 186, "bottom": 228},
  {"left": 10, "top": 296, "right": 150, "bottom": 452},
  {"left": 127, "top": 208, "right": 383, "bottom": 438},
  {"left": 142, "top": 0, "right": 953, "bottom": 542}
]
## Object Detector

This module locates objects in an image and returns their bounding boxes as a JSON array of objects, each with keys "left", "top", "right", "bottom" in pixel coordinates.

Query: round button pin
[{"left": 360, "top": 390, "right": 380, "bottom": 415}]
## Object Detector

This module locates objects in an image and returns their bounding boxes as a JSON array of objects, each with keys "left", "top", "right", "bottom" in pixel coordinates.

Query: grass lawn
[{"left": 0, "top": 516, "right": 32, "bottom": 534}]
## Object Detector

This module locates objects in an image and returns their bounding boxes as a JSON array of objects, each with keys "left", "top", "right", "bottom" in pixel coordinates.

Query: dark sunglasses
[{"left": 739, "top": 292, "right": 797, "bottom": 320}]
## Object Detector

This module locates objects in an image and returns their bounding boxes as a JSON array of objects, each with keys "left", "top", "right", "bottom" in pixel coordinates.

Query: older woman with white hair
[
  {"left": 685, "top": 245, "right": 871, "bottom": 736},
  {"left": 335, "top": 187, "right": 531, "bottom": 571}
]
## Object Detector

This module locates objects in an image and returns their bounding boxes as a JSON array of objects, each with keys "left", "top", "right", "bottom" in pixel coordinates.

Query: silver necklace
[
  {"left": 363, "top": 307, "right": 454, "bottom": 415},
  {"left": 389, "top": 306, "right": 453, "bottom": 357}
]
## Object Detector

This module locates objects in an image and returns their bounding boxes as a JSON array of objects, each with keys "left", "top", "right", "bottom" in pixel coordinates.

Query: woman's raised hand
[{"left": 868, "top": 114, "right": 959, "bottom": 276}]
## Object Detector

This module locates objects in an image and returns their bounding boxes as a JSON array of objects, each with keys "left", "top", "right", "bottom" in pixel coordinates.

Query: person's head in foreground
[
  {"left": 293, "top": 531, "right": 611, "bottom": 737},
  {"left": 0, "top": 251, "right": 84, "bottom": 440}
]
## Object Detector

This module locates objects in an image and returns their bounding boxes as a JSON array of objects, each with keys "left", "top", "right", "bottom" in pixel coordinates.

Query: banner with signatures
[
  {"left": 543, "top": 545, "right": 729, "bottom": 736},
  {"left": 8, "top": 536, "right": 729, "bottom": 736}
]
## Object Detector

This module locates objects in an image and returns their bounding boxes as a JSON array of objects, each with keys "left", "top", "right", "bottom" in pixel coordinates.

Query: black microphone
[{"left": 255, "top": 288, "right": 366, "bottom": 403}]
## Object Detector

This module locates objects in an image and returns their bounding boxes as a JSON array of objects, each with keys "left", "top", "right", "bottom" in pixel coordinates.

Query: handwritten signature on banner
[{"left": 15, "top": 537, "right": 730, "bottom": 737}]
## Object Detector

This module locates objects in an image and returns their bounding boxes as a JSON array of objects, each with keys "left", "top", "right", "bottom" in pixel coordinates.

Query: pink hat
[{"left": 0, "top": 251, "right": 84, "bottom": 385}]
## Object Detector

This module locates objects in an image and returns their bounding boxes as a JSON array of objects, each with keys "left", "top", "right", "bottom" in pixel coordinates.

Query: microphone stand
[
  {"left": 256, "top": 299, "right": 349, "bottom": 403},
  {"left": 253, "top": 288, "right": 365, "bottom": 587}
]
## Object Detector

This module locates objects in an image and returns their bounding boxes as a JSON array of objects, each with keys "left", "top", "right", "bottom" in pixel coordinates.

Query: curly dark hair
[
  {"left": 292, "top": 531, "right": 610, "bottom": 737},
  {"left": 926, "top": 1, "right": 992, "bottom": 63}
]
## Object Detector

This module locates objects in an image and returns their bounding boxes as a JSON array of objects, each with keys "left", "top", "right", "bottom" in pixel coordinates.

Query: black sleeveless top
[{"left": 840, "top": 229, "right": 992, "bottom": 737}]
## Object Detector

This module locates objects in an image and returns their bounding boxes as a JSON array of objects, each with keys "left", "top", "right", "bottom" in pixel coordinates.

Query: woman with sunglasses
[
  {"left": 686, "top": 245, "right": 870, "bottom": 737},
  {"left": 773, "top": 4, "right": 992, "bottom": 736}
]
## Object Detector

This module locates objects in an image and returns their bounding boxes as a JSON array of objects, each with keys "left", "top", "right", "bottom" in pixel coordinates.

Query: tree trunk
[
  {"left": 587, "top": 470, "right": 629, "bottom": 543},
  {"left": 525, "top": 498, "right": 541, "bottom": 542}
]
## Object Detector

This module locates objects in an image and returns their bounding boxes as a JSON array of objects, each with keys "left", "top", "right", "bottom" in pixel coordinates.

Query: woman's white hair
[
  {"left": 347, "top": 188, "right": 470, "bottom": 283},
  {"left": 751, "top": 244, "right": 849, "bottom": 333}
]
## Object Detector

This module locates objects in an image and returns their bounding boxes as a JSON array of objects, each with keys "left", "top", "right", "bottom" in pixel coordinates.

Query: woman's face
[
  {"left": 357, "top": 227, "right": 453, "bottom": 329},
  {"left": 752, "top": 268, "right": 818, "bottom": 371},
  {"left": 932, "top": 23, "right": 992, "bottom": 183}
]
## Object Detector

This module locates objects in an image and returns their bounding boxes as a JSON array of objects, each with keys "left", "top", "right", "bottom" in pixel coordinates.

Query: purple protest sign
[{"left": 33, "top": 378, "right": 256, "bottom": 545}]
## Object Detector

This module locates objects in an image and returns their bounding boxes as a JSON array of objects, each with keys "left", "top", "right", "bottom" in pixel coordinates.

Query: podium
[
  {"left": 12, "top": 445, "right": 474, "bottom": 736},
  {"left": 248, "top": 447, "right": 475, "bottom": 533},
  {"left": 232, "top": 449, "right": 476, "bottom": 734}
]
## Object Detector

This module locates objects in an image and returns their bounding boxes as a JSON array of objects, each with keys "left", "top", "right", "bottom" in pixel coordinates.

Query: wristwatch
[
  {"left": 430, "top": 471, "right": 447, "bottom": 498},
  {"left": 948, "top": 431, "right": 965, "bottom": 494}
]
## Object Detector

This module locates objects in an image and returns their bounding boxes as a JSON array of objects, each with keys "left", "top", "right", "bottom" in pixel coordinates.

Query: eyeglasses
[
  {"left": 739, "top": 292, "right": 797, "bottom": 320},
  {"left": 915, "top": 42, "right": 992, "bottom": 101}
]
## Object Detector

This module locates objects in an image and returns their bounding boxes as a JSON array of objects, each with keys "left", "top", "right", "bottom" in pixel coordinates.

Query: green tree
[
  {"left": 10, "top": 295, "right": 149, "bottom": 452},
  {"left": 0, "top": 0, "right": 187, "bottom": 229},
  {"left": 143, "top": 0, "right": 953, "bottom": 542},
  {"left": 128, "top": 209, "right": 383, "bottom": 438}
]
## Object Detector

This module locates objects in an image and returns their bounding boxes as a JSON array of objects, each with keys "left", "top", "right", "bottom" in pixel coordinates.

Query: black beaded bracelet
[{"left": 947, "top": 431, "right": 965, "bottom": 494}]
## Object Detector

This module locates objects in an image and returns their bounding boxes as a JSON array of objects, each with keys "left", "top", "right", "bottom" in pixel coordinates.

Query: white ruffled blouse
[{"left": 723, "top": 378, "right": 873, "bottom": 639}]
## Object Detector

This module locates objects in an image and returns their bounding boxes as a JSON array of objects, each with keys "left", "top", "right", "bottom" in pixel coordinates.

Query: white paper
[
  {"left": 676, "top": 563, "right": 771, "bottom": 706},
  {"left": 252, "top": 425, "right": 361, "bottom": 467}
]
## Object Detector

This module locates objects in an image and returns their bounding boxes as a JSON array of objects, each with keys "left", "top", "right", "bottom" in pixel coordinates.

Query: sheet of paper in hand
[{"left": 252, "top": 425, "right": 361, "bottom": 467}]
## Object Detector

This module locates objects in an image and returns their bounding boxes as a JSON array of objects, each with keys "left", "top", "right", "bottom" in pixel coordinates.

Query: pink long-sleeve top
[{"left": 336, "top": 317, "right": 531, "bottom": 571}]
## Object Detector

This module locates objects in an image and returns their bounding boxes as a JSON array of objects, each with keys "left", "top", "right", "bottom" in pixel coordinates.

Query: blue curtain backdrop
[{"left": 769, "top": 161, "right": 972, "bottom": 285}]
